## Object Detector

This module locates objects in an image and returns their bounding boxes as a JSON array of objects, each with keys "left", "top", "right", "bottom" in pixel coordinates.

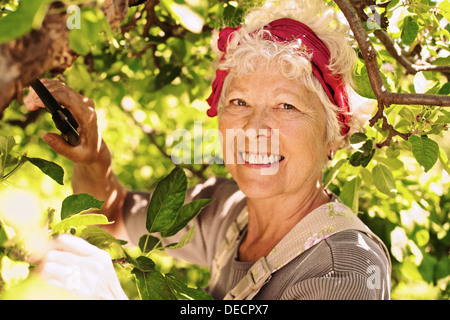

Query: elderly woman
[{"left": 27, "top": 0, "right": 390, "bottom": 300}]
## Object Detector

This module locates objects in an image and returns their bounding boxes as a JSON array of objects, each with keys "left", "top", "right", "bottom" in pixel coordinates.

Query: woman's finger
[
  {"left": 37, "top": 80, "right": 96, "bottom": 126},
  {"left": 23, "top": 87, "right": 44, "bottom": 111},
  {"left": 41, "top": 132, "right": 84, "bottom": 163},
  {"left": 51, "top": 234, "right": 108, "bottom": 257}
]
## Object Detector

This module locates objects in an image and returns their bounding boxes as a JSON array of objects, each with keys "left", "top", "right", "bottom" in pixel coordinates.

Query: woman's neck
[{"left": 238, "top": 185, "right": 330, "bottom": 262}]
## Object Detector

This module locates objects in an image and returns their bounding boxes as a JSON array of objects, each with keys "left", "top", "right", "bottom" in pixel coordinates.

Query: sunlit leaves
[
  {"left": 131, "top": 255, "right": 212, "bottom": 300},
  {"left": 68, "top": 7, "right": 116, "bottom": 55},
  {"left": 51, "top": 213, "right": 112, "bottom": 234},
  {"left": 401, "top": 16, "right": 419, "bottom": 45},
  {"left": 349, "top": 133, "right": 375, "bottom": 168},
  {"left": 0, "top": 136, "right": 64, "bottom": 185},
  {"left": 409, "top": 135, "right": 439, "bottom": 172},
  {"left": 352, "top": 62, "right": 376, "bottom": 100},
  {"left": 146, "top": 166, "right": 187, "bottom": 234},
  {"left": 160, "top": 0, "right": 206, "bottom": 34},
  {"left": 340, "top": 176, "right": 361, "bottom": 213},
  {"left": 372, "top": 163, "right": 397, "bottom": 196},
  {"left": 60, "top": 193, "right": 105, "bottom": 219},
  {"left": 0, "top": 0, "right": 51, "bottom": 43},
  {"left": 24, "top": 156, "right": 64, "bottom": 185}
]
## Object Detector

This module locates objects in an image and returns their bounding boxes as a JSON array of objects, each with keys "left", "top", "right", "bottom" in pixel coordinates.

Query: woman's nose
[
  {"left": 241, "top": 108, "right": 276, "bottom": 153},
  {"left": 243, "top": 107, "right": 272, "bottom": 132}
]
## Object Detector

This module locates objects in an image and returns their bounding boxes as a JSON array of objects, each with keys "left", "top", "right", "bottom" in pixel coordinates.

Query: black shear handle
[{"left": 30, "top": 79, "right": 80, "bottom": 146}]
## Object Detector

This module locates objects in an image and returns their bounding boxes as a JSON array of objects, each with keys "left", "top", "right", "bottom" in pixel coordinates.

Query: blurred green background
[{"left": 0, "top": 0, "right": 449, "bottom": 299}]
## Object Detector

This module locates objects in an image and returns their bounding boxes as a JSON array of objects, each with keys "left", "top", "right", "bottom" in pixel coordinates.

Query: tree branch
[
  {"left": 334, "top": 0, "right": 450, "bottom": 147},
  {"left": 349, "top": 0, "right": 450, "bottom": 77},
  {"left": 0, "top": 0, "right": 131, "bottom": 118},
  {"left": 119, "top": 105, "right": 207, "bottom": 181},
  {"left": 335, "top": 0, "right": 450, "bottom": 107}
]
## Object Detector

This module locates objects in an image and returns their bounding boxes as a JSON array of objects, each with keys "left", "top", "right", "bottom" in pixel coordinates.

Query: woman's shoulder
[
  {"left": 319, "top": 229, "right": 390, "bottom": 271},
  {"left": 276, "top": 229, "right": 391, "bottom": 299},
  {"left": 255, "top": 229, "right": 391, "bottom": 300}
]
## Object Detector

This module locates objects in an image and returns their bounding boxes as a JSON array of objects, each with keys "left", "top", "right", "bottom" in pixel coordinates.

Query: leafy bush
[{"left": 0, "top": 0, "right": 449, "bottom": 299}]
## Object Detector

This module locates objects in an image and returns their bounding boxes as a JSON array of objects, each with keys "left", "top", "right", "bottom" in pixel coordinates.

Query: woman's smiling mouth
[{"left": 238, "top": 151, "right": 285, "bottom": 165}]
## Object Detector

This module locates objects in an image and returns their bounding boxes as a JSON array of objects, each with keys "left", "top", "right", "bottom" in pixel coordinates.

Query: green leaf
[
  {"left": 350, "top": 151, "right": 365, "bottom": 167},
  {"left": 401, "top": 16, "right": 419, "bottom": 45},
  {"left": 372, "top": 164, "right": 397, "bottom": 196},
  {"left": 138, "top": 234, "right": 161, "bottom": 253},
  {"left": 398, "top": 107, "right": 416, "bottom": 123},
  {"left": 0, "top": 0, "right": 51, "bottom": 44},
  {"left": 146, "top": 166, "right": 187, "bottom": 234},
  {"left": 165, "top": 226, "right": 195, "bottom": 250},
  {"left": 0, "top": 136, "right": 15, "bottom": 156},
  {"left": 409, "top": 135, "right": 439, "bottom": 172},
  {"left": 69, "top": 29, "right": 91, "bottom": 56},
  {"left": 60, "top": 193, "right": 105, "bottom": 220},
  {"left": 162, "top": 199, "right": 212, "bottom": 237},
  {"left": 51, "top": 213, "right": 112, "bottom": 234},
  {"left": 438, "top": 82, "right": 450, "bottom": 95},
  {"left": 68, "top": 7, "right": 108, "bottom": 55},
  {"left": 133, "top": 256, "right": 156, "bottom": 272},
  {"left": 352, "top": 63, "right": 376, "bottom": 99},
  {"left": 323, "top": 159, "right": 346, "bottom": 189},
  {"left": 439, "top": 0, "right": 450, "bottom": 21},
  {"left": 165, "top": 274, "right": 212, "bottom": 300},
  {"left": 349, "top": 132, "right": 368, "bottom": 145},
  {"left": 340, "top": 176, "right": 361, "bottom": 213},
  {"left": 438, "top": 148, "right": 450, "bottom": 176},
  {"left": 24, "top": 156, "right": 64, "bottom": 185},
  {"left": 80, "top": 226, "right": 126, "bottom": 259},
  {"left": 0, "top": 224, "right": 7, "bottom": 247},
  {"left": 132, "top": 268, "right": 178, "bottom": 300}
]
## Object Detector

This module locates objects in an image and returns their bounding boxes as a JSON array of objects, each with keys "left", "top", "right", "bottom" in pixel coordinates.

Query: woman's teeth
[{"left": 240, "top": 152, "right": 284, "bottom": 164}]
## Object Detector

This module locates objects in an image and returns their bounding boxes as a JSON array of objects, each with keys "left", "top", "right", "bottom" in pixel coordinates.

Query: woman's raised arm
[{"left": 24, "top": 79, "right": 129, "bottom": 240}]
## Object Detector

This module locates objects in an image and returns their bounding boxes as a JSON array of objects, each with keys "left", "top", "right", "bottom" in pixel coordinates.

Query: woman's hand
[
  {"left": 38, "top": 234, "right": 128, "bottom": 300},
  {"left": 24, "top": 79, "right": 129, "bottom": 241},
  {"left": 24, "top": 79, "right": 107, "bottom": 165}
]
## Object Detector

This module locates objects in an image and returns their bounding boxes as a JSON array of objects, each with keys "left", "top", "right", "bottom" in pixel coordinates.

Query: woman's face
[{"left": 218, "top": 66, "right": 331, "bottom": 200}]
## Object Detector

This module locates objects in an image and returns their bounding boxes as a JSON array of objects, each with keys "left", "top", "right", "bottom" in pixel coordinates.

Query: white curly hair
[{"left": 212, "top": 0, "right": 358, "bottom": 144}]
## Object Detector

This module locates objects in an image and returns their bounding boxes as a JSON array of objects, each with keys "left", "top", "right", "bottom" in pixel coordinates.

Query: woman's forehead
[{"left": 226, "top": 70, "right": 311, "bottom": 97}]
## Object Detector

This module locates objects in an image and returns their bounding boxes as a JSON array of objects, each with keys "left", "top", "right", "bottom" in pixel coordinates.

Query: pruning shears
[{"left": 30, "top": 79, "right": 80, "bottom": 146}]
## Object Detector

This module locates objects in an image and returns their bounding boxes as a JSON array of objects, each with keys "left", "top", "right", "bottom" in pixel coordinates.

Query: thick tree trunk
[{"left": 0, "top": 0, "right": 129, "bottom": 118}]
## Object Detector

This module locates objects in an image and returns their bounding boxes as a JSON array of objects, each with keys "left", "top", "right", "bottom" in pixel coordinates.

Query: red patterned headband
[{"left": 206, "top": 18, "right": 350, "bottom": 136}]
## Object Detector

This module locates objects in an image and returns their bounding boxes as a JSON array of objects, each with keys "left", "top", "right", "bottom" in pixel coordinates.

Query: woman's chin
[{"left": 233, "top": 175, "right": 282, "bottom": 200}]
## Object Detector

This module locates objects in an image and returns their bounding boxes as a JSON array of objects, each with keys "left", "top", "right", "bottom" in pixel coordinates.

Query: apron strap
[{"left": 212, "top": 199, "right": 390, "bottom": 300}]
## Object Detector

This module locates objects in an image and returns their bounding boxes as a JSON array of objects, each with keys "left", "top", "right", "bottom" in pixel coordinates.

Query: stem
[
  {"left": 2, "top": 157, "right": 26, "bottom": 180},
  {"left": 334, "top": 0, "right": 450, "bottom": 107}
]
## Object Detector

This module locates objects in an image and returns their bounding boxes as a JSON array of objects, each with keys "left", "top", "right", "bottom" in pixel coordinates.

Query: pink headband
[{"left": 206, "top": 18, "right": 350, "bottom": 136}]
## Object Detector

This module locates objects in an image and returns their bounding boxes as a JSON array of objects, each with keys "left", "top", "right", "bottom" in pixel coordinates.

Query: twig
[
  {"left": 374, "top": 29, "right": 450, "bottom": 76},
  {"left": 349, "top": 0, "right": 450, "bottom": 77},
  {"left": 119, "top": 104, "right": 207, "bottom": 181},
  {"left": 334, "top": 0, "right": 450, "bottom": 147},
  {"left": 335, "top": 0, "right": 450, "bottom": 107},
  {"left": 369, "top": 102, "right": 411, "bottom": 147}
]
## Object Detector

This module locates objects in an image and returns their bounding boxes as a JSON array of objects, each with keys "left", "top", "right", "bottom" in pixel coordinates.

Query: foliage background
[{"left": 0, "top": 0, "right": 449, "bottom": 299}]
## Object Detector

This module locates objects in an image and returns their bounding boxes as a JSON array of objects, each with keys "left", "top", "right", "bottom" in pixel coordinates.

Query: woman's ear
[{"left": 327, "top": 139, "right": 342, "bottom": 160}]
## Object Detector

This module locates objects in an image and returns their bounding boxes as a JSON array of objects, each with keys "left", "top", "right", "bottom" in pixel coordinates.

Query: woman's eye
[
  {"left": 230, "top": 99, "right": 247, "bottom": 107},
  {"left": 280, "top": 103, "right": 296, "bottom": 110}
]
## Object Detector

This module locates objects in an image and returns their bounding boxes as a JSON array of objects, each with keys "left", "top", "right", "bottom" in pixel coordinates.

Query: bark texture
[{"left": 0, "top": 0, "right": 129, "bottom": 118}]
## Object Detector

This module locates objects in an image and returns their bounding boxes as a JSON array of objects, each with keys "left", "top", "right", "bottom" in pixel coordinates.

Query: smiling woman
[{"left": 27, "top": 0, "right": 391, "bottom": 300}]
